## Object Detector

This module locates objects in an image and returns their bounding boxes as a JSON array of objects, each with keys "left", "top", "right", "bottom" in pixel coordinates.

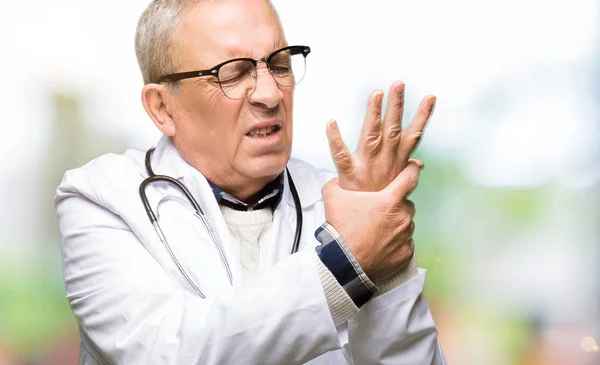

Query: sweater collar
[{"left": 207, "top": 174, "right": 284, "bottom": 212}]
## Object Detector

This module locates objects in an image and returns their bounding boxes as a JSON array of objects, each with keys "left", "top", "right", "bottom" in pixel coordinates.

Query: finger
[
  {"left": 403, "top": 199, "right": 416, "bottom": 218},
  {"left": 403, "top": 238, "right": 415, "bottom": 264},
  {"left": 381, "top": 81, "right": 405, "bottom": 158},
  {"left": 397, "top": 95, "right": 436, "bottom": 166},
  {"left": 357, "top": 90, "right": 384, "bottom": 160},
  {"left": 326, "top": 120, "right": 353, "bottom": 175},
  {"left": 386, "top": 159, "right": 423, "bottom": 199},
  {"left": 408, "top": 158, "right": 424, "bottom": 169}
]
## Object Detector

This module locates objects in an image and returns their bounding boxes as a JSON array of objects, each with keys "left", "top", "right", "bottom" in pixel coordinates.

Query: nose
[{"left": 246, "top": 61, "right": 283, "bottom": 109}]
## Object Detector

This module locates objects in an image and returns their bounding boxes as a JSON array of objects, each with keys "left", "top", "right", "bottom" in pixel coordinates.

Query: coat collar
[
  {"left": 148, "top": 135, "right": 325, "bottom": 209},
  {"left": 149, "top": 134, "right": 189, "bottom": 180},
  {"left": 282, "top": 158, "right": 329, "bottom": 209}
]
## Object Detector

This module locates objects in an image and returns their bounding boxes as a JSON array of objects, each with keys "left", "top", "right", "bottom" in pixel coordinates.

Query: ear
[{"left": 141, "top": 83, "right": 177, "bottom": 137}]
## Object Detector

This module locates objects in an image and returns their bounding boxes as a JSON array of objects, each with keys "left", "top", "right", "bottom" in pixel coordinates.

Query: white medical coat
[{"left": 55, "top": 135, "right": 446, "bottom": 365}]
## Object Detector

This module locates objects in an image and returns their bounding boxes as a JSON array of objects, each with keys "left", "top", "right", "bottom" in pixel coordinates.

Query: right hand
[{"left": 322, "top": 159, "right": 423, "bottom": 281}]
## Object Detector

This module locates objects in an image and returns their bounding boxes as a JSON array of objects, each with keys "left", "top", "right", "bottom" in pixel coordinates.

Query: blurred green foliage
[{"left": 0, "top": 245, "right": 76, "bottom": 357}]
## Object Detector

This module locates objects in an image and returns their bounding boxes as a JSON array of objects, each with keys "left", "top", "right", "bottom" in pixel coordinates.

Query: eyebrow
[{"left": 224, "top": 39, "right": 286, "bottom": 59}]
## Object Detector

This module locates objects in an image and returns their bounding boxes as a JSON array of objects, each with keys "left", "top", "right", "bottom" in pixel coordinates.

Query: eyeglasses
[{"left": 158, "top": 45, "right": 311, "bottom": 100}]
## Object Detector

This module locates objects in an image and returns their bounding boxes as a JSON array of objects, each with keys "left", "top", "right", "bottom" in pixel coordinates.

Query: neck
[
  {"left": 215, "top": 174, "right": 276, "bottom": 202},
  {"left": 175, "top": 144, "right": 280, "bottom": 203}
]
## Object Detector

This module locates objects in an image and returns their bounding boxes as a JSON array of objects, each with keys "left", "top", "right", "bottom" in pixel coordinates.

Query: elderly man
[{"left": 55, "top": 0, "right": 445, "bottom": 364}]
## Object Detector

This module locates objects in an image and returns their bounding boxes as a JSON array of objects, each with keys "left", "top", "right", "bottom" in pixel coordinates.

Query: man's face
[{"left": 167, "top": 0, "right": 293, "bottom": 188}]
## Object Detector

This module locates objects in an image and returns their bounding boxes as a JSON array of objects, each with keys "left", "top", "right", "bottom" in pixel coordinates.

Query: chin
[{"left": 243, "top": 152, "right": 290, "bottom": 179}]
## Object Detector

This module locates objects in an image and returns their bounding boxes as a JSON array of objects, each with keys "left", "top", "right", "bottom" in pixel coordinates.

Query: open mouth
[{"left": 247, "top": 125, "right": 282, "bottom": 138}]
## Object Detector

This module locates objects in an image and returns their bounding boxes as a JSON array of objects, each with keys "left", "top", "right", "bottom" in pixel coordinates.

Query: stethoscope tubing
[{"left": 139, "top": 148, "right": 302, "bottom": 298}]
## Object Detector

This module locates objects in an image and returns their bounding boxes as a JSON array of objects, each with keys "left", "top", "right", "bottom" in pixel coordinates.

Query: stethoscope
[{"left": 139, "top": 148, "right": 303, "bottom": 298}]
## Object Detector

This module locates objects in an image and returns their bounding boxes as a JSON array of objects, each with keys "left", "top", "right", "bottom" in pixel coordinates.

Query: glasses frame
[{"left": 158, "top": 45, "right": 310, "bottom": 90}]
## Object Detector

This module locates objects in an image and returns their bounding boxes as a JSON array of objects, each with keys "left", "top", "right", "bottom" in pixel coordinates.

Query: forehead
[{"left": 178, "top": 0, "right": 286, "bottom": 67}]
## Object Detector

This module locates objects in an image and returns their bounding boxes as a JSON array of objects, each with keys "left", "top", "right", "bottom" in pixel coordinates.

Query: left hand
[{"left": 326, "top": 81, "right": 436, "bottom": 192}]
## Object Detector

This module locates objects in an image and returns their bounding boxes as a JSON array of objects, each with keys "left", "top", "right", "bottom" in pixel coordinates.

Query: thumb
[
  {"left": 326, "top": 120, "right": 353, "bottom": 175},
  {"left": 385, "top": 159, "right": 423, "bottom": 199}
]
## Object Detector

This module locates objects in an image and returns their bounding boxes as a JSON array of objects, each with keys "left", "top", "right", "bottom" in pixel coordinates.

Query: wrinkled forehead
[{"left": 178, "top": 0, "right": 286, "bottom": 68}]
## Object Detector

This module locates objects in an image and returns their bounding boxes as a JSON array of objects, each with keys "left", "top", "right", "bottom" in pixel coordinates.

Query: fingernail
[
  {"left": 430, "top": 96, "right": 437, "bottom": 114},
  {"left": 396, "top": 82, "right": 405, "bottom": 94},
  {"left": 371, "top": 90, "right": 384, "bottom": 104},
  {"left": 412, "top": 159, "right": 425, "bottom": 168},
  {"left": 329, "top": 120, "right": 338, "bottom": 131}
]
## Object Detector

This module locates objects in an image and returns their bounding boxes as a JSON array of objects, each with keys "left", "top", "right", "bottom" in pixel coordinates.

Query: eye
[
  {"left": 218, "top": 60, "right": 254, "bottom": 85},
  {"left": 219, "top": 73, "right": 245, "bottom": 85},
  {"left": 269, "top": 52, "right": 292, "bottom": 74},
  {"left": 270, "top": 64, "right": 291, "bottom": 74}
]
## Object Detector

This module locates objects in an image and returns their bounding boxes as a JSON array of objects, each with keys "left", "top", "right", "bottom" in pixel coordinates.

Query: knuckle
[
  {"left": 403, "top": 239, "right": 415, "bottom": 259},
  {"left": 413, "top": 132, "right": 423, "bottom": 143},
  {"left": 372, "top": 107, "right": 382, "bottom": 120},
  {"left": 398, "top": 175, "right": 418, "bottom": 197},
  {"left": 397, "top": 214, "right": 412, "bottom": 231},
  {"left": 392, "top": 98, "right": 404, "bottom": 112},
  {"left": 407, "top": 170, "right": 419, "bottom": 190},
  {"left": 333, "top": 151, "right": 352, "bottom": 168},
  {"left": 398, "top": 134, "right": 420, "bottom": 153},
  {"left": 381, "top": 207, "right": 398, "bottom": 226},
  {"left": 386, "top": 125, "right": 403, "bottom": 141},
  {"left": 331, "top": 137, "right": 345, "bottom": 150},
  {"left": 392, "top": 243, "right": 413, "bottom": 268},
  {"left": 409, "top": 221, "right": 415, "bottom": 235},
  {"left": 328, "top": 133, "right": 347, "bottom": 152},
  {"left": 365, "top": 132, "right": 382, "bottom": 150},
  {"left": 334, "top": 154, "right": 349, "bottom": 167},
  {"left": 404, "top": 199, "right": 416, "bottom": 217}
]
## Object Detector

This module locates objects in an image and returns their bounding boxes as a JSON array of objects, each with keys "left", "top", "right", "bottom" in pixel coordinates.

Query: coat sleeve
[
  {"left": 56, "top": 174, "right": 343, "bottom": 365},
  {"left": 340, "top": 270, "right": 446, "bottom": 364}
]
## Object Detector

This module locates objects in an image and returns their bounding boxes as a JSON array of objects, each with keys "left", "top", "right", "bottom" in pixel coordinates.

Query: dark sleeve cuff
[{"left": 314, "top": 222, "right": 376, "bottom": 308}]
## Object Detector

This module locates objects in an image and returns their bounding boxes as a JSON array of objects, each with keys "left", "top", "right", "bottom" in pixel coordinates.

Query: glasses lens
[
  {"left": 269, "top": 48, "right": 307, "bottom": 87},
  {"left": 218, "top": 60, "right": 256, "bottom": 100}
]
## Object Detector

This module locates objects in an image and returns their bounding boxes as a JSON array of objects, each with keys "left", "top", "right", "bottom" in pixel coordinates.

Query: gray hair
[
  {"left": 135, "top": 0, "right": 193, "bottom": 85},
  {"left": 134, "top": 0, "right": 280, "bottom": 86}
]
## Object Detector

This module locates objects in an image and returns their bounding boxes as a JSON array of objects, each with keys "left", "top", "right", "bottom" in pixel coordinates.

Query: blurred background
[{"left": 0, "top": 0, "right": 599, "bottom": 364}]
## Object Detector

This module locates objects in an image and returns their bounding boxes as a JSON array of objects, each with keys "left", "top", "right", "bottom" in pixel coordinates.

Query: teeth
[{"left": 249, "top": 125, "right": 277, "bottom": 137}]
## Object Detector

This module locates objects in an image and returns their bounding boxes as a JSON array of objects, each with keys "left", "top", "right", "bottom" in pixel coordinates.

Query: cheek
[
  {"left": 173, "top": 86, "right": 244, "bottom": 150},
  {"left": 202, "top": 100, "right": 245, "bottom": 152},
  {"left": 283, "top": 90, "right": 294, "bottom": 139},
  {"left": 283, "top": 88, "right": 294, "bottom": 114}
]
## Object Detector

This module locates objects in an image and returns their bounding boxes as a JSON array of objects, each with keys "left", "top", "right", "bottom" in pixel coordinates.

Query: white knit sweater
[{"left": 220, "top": 205, "right": 418, "bottom": 325}]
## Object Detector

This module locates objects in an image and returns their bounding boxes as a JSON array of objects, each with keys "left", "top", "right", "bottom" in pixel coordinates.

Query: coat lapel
[
  {"left": 264, "top": 160, "right": 327, "bottom": 268},
  {"left": 146, "top": 135, "right": 243, "bottom": 293}
]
